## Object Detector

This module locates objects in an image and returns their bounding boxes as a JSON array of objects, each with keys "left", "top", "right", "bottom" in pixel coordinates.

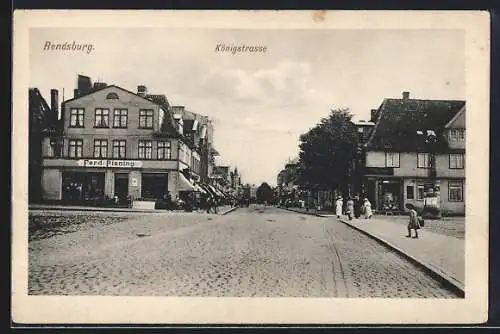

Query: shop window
[
  {"left": 385, "top": 152, "right": 400, "bottom": 168},
  {"left": 69, "top": 108, "right": 84, "bottom": 128},
  {"left": 157, "top": 141, "right": 171, "bottom": 160},
  {"left": 138, "top": 140, "right": 153, "bottom": 159},
  {"left": 406, "top": 185, "right": 414, "bottom": 199},
  {"left": 449, "top": 153, "right": 465, "bottom": 169},
  {"left": 112, "top": 140, "right": 126, "bottom": 158},
  {"left": 62, "top": 172, "right": 105, "bottom": 202},
  {"left": 93, "top": 139, "right": 108, "bottom": 158},
  {"left": 113, "top": 109, "right": 128, "bottom": 128},
  {"left": 139, "top": 109, "right": 154, "bottom": 129},
  {"left": 417, "top": 153, "right": 431, "bottom": 168},
  {"left": 94, "top": 108, "right": 109, "bottom": 128},
  {"left": 449, "top": 181, "right": 464, "bottom": 202},
  {"left": 416, "top": 184, "right": 425, "bottom": 200},
  {"left": 68, "top": 139, "right": 83, "bottom": 158},
  {"left": 141, "top": 173, "right": 168, "bottom": 199}
]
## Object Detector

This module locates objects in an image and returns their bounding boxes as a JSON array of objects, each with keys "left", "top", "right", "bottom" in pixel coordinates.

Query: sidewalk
[
  {"left": 339, "top": 216, "right": 465, "bottom": 295},
  {"left": 29, "top": 204, "right": 237, "bottom": 215},
  {"left": 283, "top": 206, "right": 465, "bottom": 295}
]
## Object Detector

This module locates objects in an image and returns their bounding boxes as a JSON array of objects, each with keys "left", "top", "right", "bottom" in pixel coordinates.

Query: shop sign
[{"left": 77, "top": 159, "right": 143, "bottom": 168}]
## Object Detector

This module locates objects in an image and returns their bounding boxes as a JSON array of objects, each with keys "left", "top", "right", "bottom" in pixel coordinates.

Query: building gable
[
  {"left": 63, "top": 85, "right": 160, "bottom": 109},
  {"left": 445, "top": 105, "right": 466, "bottom": 129}
]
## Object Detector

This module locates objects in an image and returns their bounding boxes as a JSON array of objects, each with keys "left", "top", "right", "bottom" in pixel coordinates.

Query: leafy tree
[
  {"left": 256, "top": 182, "right": 274, "bottom": 204},
  {"left": 298, "top": 108, "right": 358, "bottom": 194}
]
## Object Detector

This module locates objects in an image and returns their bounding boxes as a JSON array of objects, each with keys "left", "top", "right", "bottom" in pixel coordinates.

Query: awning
[
  {"left": 208, "top": 185, "right": 224, "bottom": 198},
  {"left": 178, "top": 173, "right": 196, "bottom": 192},
  {"left": 200, "top": 183, "right": 217, "bottom": 198},
  {"left": 194, "top": 184, "right": 207, "bottom": 193}
]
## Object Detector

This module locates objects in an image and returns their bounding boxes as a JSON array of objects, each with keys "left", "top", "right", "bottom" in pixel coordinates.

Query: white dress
[
  {"left": 336, "top": 199, "right": 343, "bottom": 216},
  {"left": 364, "top": 201, "right": 373, "bottom": 218}
]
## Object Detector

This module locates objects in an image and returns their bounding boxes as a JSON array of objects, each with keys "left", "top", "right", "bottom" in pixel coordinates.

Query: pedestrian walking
[
  {"left": 405, "top": 203, "right": 421, "bottom": 239},
  {"left": 335, "top": 196, "right": 343, "bottom": 218},
  {"left": 346, "top": 197, "right": 355, "bottom": 220},
  {"left": 362, "top": 198, "right": 373, "bottom": 219},
  {"left": 206, "top": 196, "right": 213, "bottom": 214},
  {"left": 213, "top": 197, "right": 219, "bottom": 213}
]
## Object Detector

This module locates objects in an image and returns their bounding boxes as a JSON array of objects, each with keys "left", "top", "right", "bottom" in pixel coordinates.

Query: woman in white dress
[
  {"left": 363, "top": 198, "right": 373, "bottom": 219},
  {"left": 335, "top": 196, "right": 344, "bottom": 218}
]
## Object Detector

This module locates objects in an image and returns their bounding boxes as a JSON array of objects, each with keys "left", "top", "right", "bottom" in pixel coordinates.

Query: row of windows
[
  {"left": 448, "top": 128, "right": 465, "bottom": 141},
  {"left": 68, "top": 139, "right": 172, "bottom": 160},
  {"left": 70, "top": 108, "right": 154, "bottom": 129},
  {"left": 406, "top": 181, "right": 464, "bottom": 202},
  {"left": 385, "top": 152, "right": 464, "bottom": 169}
]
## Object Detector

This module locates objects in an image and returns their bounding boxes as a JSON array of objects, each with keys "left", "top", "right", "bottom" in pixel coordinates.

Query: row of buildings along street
[
  {"left": 29, "top": 75, "right": 247, "bottom": 210},
  {"left": 277, "top": 91, "right": 465, "bottom": 218}
]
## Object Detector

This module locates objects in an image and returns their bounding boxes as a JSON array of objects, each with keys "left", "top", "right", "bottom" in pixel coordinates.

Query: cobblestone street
[{"left": 28, "top": 205, "right": 459, "bottom": 298}]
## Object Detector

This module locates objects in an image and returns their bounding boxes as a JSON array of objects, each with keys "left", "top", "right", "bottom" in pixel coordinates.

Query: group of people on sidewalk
[
  {"left": 335, "top": 195, "right": 373, "bottom": 220},
  {"left": 333, "top": 195, "right": 424, "bottom": 239}
]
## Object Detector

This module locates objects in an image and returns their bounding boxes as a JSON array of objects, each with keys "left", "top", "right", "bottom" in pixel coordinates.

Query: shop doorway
[
  {"left": 141, "top": 173, "right": 168, "bottom": 199},
  {"left": 114, "top": 173, "right": 129, "bottom": 200}
]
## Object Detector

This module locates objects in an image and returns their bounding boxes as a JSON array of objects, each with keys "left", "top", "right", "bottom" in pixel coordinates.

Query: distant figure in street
[
  {"left": 212, "top": 197, "right": 219, "bottom": 214},
  {"left": 206, "top": 196, "right": 213, "bottom": 214},
  {"left": 346, "top": 197, "right": 355, "bottom": 220},
  {"left": 362, "top": 198, "right": 373, "bottom": 219},
  {"left": 335, "top": 196, "right": 343, "bottom": 218},
  {"left": 354, "top": 195, "right": 362, "bottom": 218},
  {"left": 406, "top": 203, "right": 421, "bottom": 239}
]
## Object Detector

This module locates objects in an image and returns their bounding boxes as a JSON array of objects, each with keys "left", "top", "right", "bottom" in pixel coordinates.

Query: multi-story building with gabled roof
[{"left": 362, "top": 91, "right": 465, "bottom": 215}]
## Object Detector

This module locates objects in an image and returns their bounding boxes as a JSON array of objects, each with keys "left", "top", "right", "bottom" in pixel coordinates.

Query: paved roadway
[{"left": 28, "top": 205, "right": 459, "bottom": 297}]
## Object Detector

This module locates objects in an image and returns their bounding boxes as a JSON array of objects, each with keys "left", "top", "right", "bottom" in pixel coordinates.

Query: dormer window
[{"left": 106, "top": 92, "right": 119, "bottom": 100}]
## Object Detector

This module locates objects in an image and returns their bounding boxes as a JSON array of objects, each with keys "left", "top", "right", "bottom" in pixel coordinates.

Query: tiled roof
[{"left": 365, "top": 98, "right": 465, "bottom": 152}]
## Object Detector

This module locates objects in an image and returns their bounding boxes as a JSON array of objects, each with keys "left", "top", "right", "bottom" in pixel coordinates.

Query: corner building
[{"left": 40, "top": 84, "right": 194, "bottom": 202}]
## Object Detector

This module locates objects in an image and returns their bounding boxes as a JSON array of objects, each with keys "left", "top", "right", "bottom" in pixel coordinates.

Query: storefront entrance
[
  {"left": 141, "top": 173, "right": 168, "bottom": 199},
  {"left": 114, "top": 173, "right": 129, "bottom": 200},
  {"left": 62, "top": 172, "right": 105, "bottom": 202}
]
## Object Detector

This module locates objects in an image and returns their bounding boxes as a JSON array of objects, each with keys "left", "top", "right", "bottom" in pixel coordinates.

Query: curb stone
[
  {"left": 338, "top": 218, "right": 465, "bottom": 297},
  {"left": 282, "top": 207, "right": 327, "bottom": 218},
  {"left": 220, "top": 207, "right": 238, "bottom": 215}
]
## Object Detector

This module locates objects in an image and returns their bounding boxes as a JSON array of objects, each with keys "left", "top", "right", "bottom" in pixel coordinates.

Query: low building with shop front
[
  {"left": 363, "top": 92, "right": 465, "bottom": 216},
  {"left": 40, "top": 83, "right": 201, "bottom": 205}
]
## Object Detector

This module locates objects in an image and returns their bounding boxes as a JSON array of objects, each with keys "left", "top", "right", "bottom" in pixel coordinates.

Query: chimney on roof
[
  {"left": 50, "top": 89, "right": 59, "bottom": 114},
  {"left": 73, "top": 89, "right": 79, "bottom": 98},
  {"left": 370, "top": 109, "right": 378, "bottom": 122},
  {"left": 137, "top": 85, "right": 147, "bottom": 97},
  {"left": 93, "top": 82, "right": 107, "bottom": 90},
  {"left": 402, "top": 91, "right": 410, "bottom": 100}
]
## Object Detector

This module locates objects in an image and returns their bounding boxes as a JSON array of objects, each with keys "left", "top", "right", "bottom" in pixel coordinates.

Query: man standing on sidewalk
[{"left": 406, "top": 203, "right": 421, "bottom": 238}]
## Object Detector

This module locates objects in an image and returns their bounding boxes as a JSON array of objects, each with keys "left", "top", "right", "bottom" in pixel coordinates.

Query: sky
[{"left": 30, "top": 28, "right": 465, "bottom": 186}]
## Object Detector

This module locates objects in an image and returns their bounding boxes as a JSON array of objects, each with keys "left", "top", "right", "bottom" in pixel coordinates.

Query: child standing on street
[{"left": 405, "top": 203, "right": 421, "bottom": 238}]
